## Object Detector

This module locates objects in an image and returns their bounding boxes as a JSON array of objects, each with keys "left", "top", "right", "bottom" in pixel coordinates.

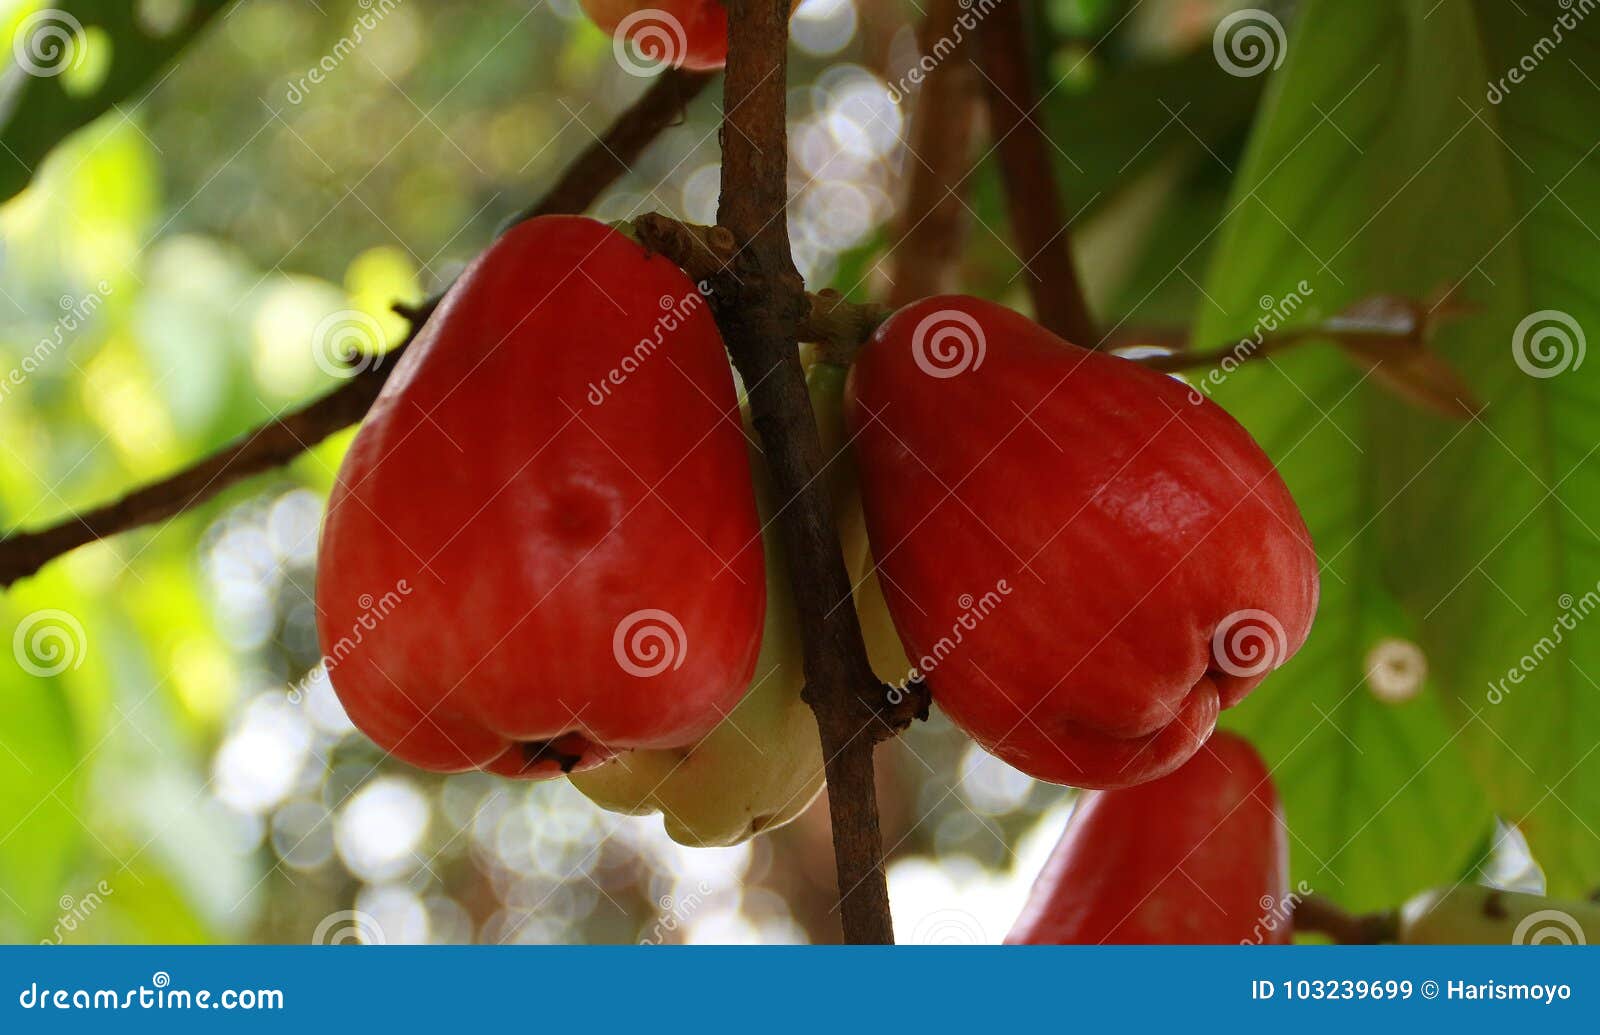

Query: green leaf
[
  {"left": 1190, "top": 0, "right": 1574, "bottom": 907},
  {"left": 0, "top": 1, "right": 228, "bottom": 204}
]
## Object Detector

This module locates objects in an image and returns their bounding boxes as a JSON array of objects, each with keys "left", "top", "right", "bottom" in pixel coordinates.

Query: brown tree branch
[
  {"left": 1291, "top": 896, "right": 1399, "bottom": 944},
  {"left": 886, "top": 0, "right": 981, "bottom": 308},
  {"left": 0, "top": 68, "right": 712, "bottom": 589},
  {"left": 975, "top": 0, "right": 1096, "bottom": 346},
  {"left": 711, "top": 0, "right": 902, "bottom": 945},
  {"left": 9, "top": 276, "right": 1462, "bottom": 587}
]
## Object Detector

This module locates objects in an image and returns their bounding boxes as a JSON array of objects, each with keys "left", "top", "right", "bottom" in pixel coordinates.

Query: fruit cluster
[{"left": 316, "top": 214, "right": 1319, "bottom": 941}]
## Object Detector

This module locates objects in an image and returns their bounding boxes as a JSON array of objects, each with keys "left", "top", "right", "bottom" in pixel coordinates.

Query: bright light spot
[
  {"left": 213, "top": 695, "right": 314, "bottom": 813},
  {"left": 792, "top": 0, "right": 857, "bottom": 57},
  {"left": 681, "top": 164, "right": 721, "bottom": 226},
  {"left": 251, "top": 278, "right": 347, "bottom": 400},
  {"left": 335, "top": 777, "right": 431, "bottom": 882},
  {"left": 267, "top": 489, "right": 322, "bottom": 567},
  {"left": 889, "top": 798, "right": 1074, "bottom": 944},
  {"left": 822, "top": 69, "right": 901, "bottom": 159},
  {"left": 1365, "top": 637, "right": 1427, "bottom": 703},
  {"left": 958, "top": 743, "right": 1036, "bottom": 815},
  {"left": 297, "top": 665, "right": 356, "bottom": 736},
  {"left": 355, "top": 884, "right": 430, "bottom": 943},
  {"left": 271, "top": 799, "right": 336, "bottom": 871}
]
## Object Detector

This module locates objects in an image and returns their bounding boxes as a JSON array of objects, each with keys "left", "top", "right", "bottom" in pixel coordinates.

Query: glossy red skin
[
  {"left": 1007, "top": 732, "right": 1290, "bottom": 944},
  {"left": 845, "top": 296, "right": 1317, "bottom": 788},
  {"left": 579, "top": 0, "right": 731, "bottom": 71},
  {"left": 316, "top": 216, "right": 764, "bottom": 779}
]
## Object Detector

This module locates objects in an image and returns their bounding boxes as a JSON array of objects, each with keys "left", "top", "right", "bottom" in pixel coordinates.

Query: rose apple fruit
[
  {"left": 845, "top": 296, "right": 1318, "bottom": 788},
  {"left": 579, "top": 0, "right": 726, "bottom": 72},
  {"left": 316, "top": 215, "right": 764, "bottom": 779},
  {"left": 573, "top": 361, "right": 912, "bottom": 844},
  {"left": 1007, "top": 731, "right": 1289, "bottom": 944}
]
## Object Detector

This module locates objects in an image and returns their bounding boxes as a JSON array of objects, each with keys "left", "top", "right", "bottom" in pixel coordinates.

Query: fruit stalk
[
  {"left": 975, "top": 0, "right": 1096, "bottom": 347},
  {"left": 712, "top": 0, "right": 901, "bottom": 944}
]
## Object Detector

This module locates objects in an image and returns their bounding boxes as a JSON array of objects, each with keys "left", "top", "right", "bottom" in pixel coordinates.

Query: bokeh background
[{"left": 1, "top": 0, "right": 1587, "bottom": 943}]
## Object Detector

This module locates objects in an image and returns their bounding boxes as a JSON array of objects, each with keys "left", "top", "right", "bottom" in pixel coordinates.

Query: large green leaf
[
  {"left": 0, "top": 1, "right": 229, "bottom": 203},
  {"left": 1190, "top": 0, "right": 1577, "bottom": 907}
]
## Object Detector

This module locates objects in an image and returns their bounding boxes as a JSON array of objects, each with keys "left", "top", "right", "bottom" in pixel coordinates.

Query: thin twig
[
  {"left": 975, "top": 0, "right": 1096, "bottom": 346},
  {"left": 1292, "top": 896, "right": 1399, "bottom": 944}
]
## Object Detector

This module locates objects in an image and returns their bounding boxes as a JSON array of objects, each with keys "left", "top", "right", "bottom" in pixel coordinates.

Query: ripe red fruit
[
  {"left": 845, "top": 296, "right": 1317, "bottom": 788},
  {"left": 316, "top": 215, "right": 764, "bottom": 779},
  {"left": 1007, "top": 731, "right": 1290, "bottom": 944},
  {"left": 579, "top": 0, "right": 734, "bottom": 72}
]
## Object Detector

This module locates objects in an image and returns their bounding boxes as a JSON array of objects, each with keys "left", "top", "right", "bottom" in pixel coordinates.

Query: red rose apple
[
  {"left": 1008, "top": 731, "right": 1290, "bottom": 944},
  {"left": 316, "top": 215, "right": 764, "bottom": 779},
  {"left": 845, "top": 296, "right": 1317, "bottom": 788}
]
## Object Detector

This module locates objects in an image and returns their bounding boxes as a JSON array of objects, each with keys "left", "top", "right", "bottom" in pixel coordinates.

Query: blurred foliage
[{"left": 0, "top": 0, "right": 1588, "bottom": 945}]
